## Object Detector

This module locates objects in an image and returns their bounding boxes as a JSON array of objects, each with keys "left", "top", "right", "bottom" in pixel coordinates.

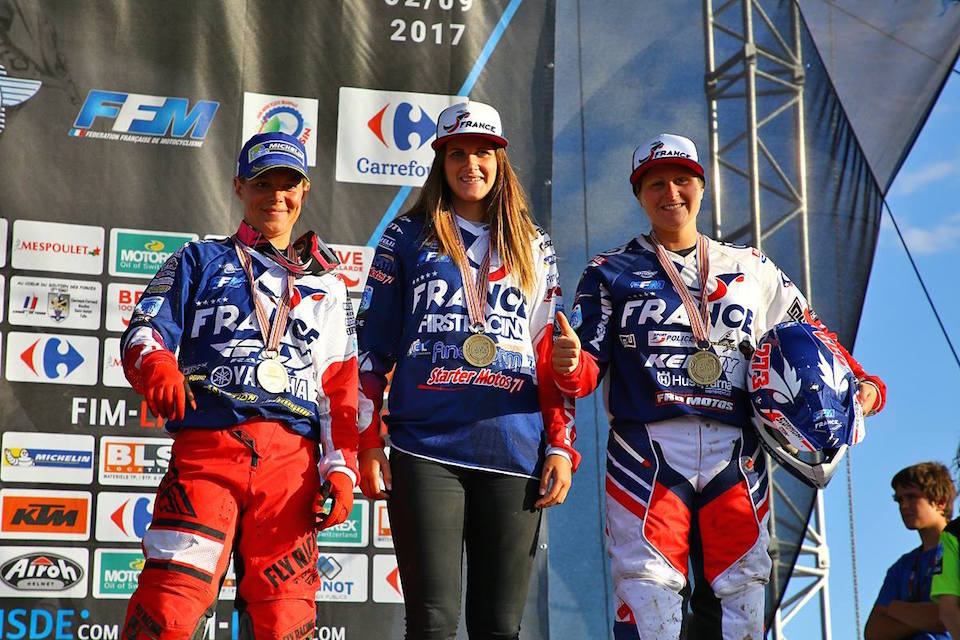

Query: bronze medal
[
  {"left": 688, "top": 349, "right": 722, "bottom": 386},
  {"left": 463, "top": 332, "right": 497, "bottom": 368}
]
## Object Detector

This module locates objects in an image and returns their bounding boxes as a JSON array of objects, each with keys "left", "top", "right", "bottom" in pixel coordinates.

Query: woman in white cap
[
  {"left": 550, "top": 133, "right": 885, "bottom": 638},
  {"left": 356, "top": 100, "right": 579, "bottom": 639}
]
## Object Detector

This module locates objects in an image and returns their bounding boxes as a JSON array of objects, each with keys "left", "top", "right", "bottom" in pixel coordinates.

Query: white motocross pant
[{"left": 605, "top": 416, "right": 771, "bottom": 640}]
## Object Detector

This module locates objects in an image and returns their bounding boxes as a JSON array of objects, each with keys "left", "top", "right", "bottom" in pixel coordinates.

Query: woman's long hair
[{"left": 403, "top": 146, "right": 537, "bottom": 295}]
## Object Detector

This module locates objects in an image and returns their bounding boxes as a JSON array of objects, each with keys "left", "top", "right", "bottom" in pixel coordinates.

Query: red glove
[
  {"left": 315, "top": 471, "right": 355, "bottom": 531},
  {"left": 139, "top": 351, "right": 195, "bottom": 421}
]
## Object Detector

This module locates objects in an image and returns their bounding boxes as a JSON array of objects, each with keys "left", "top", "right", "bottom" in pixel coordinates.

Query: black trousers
[{"left": 388, "top": 449, "right": 543, "bottom": 640}]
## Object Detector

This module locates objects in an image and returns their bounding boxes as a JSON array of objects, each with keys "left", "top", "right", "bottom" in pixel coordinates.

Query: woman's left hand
[
  {"left": 858, "top": 382, "right": 879, "bottom": 416},
  {"left": 535, "top": 454, "right": 573, "bottom": 509}
]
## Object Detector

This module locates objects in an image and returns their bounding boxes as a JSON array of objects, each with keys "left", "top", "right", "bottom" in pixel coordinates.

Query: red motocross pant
[{"left": 122, "top": 419, "right": 321, "bottom": 640}]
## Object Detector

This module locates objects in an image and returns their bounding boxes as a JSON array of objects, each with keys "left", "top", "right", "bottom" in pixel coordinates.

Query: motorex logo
[
  {"left": 109, "top": 228, "right": 196, "bottom": 278},
  {"left": 336, "top": 87, "right": 459, "bottom": 187},
  {"left": 93, "top": 549, "right": 144, "bottom": 598},
  {"left": 69, "top": 89, "right": 219, "bottom": 147},
  {"left": 317, "top": 501, "right": 368, "bottom": 548}
]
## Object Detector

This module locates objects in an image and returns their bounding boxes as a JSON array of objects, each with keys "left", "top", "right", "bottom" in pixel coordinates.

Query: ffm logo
[{"left": 70, "top": 90, "right": 219, "bottom": 147}]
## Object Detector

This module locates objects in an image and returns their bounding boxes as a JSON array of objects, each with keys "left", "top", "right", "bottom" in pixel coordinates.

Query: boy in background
[{"left": 867, "top": 462, "right": 954, "bottom": 640}]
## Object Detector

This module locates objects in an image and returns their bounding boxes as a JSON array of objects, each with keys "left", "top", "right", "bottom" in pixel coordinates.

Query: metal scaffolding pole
[{"left": 703, "top": 1, "right": 830, "bottom": 638}]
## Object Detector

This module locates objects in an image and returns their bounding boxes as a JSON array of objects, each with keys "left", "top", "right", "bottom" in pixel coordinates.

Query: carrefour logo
[
  {"left": 110, "top": 228, "right": 197, "bottom": 278},
  {"left": 69, "top": 89, "right": 219, "bottom": 147},
  {"left": 337, "top": 87, "right": 459, "bottom": 187},
  {"left": 368, "top": 102, "right": 435, "bottom": 151},
  {"left": 5, "top": 332, "right": 99, "bottom": 385}
]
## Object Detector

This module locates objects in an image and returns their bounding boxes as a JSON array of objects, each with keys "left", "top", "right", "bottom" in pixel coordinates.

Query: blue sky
[{"left": 788, "top": 69, "right": 960, "bottom": 638}]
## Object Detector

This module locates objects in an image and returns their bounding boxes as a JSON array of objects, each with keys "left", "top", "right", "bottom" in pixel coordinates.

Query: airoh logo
[{"left": 1, "top": 552, "right": 84, "bottom": 591}]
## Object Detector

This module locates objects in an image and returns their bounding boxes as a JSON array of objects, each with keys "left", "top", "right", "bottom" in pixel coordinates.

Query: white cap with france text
[
  {"left": 432, "top": 100, "right": 508, "bottom": 150},
  {"left": 629, "top": 133, "right": 704, "bottom": 187}
]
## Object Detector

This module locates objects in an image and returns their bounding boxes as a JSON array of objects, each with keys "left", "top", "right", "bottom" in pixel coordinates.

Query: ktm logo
[
  {"left": 2, "top": 495, "right": 88, "bottom": 534},
  {"left": 19, "top": 337, "right": 84, "bottom": 378},
  {"left": 367, "top": 102, "right": 435, "bottom": 150}
]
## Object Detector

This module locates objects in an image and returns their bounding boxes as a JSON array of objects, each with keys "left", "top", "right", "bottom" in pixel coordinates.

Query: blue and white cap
[
  {"left": 237, "top": 132, "right": 309, "bottom": 181},
  {"left": 432, "top": 100, "right": 508, "bottom": 150},
  {"left": 630, "top": 133, "right": 704, "bottom": 187}
]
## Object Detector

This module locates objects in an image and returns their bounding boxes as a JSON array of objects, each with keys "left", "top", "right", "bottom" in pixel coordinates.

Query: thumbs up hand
[{"left": 552, "top": 311, "right": 581, "bottom": 376}]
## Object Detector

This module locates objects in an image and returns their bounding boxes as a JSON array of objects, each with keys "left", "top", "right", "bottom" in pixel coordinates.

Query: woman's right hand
[
  {"left": 359, "top": 447, "right": 392, "bottom": 499},
  {"left": 552, "top": 311, "right": 581, "bottom": 376}
]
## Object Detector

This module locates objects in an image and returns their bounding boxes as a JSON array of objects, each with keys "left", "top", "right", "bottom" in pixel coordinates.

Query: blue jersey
[
  {"left": 876, "top": 545, "right": 950, "bottom": 640},
  {"left": 357, "top": 214, "right": 577, "bottom": 478},
  {"left": 571, "top": 235, "right": 810, "bottom": 431},
  {"left": 121, "top": 237, "right": 359, "bottom": 481}
]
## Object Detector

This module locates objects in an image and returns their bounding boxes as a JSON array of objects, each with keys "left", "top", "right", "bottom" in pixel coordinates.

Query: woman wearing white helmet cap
[
  {"left": 550, "top": 133, "right": 885, "bottom": 638},
  {"left": 356, "top": 100, "right": 579, "bottom": 639}
]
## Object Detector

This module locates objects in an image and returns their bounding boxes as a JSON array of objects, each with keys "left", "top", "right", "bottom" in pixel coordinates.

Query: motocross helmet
[{"left": 748, "top": 321, "right": 865, "bottom": 489}]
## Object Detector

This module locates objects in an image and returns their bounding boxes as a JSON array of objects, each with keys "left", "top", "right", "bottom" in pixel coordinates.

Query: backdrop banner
[{"left": 0, "top": 1, "right": 555, "bottom": 638}]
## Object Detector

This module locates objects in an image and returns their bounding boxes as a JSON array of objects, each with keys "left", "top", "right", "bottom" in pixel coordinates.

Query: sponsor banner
[
  {"left": 336, "top": 87, "right": 460, "bottom": 187},
  {"left": 109, "top": 228, "right": 197, "bottom": 279},
  {"left": 328, "top": 244, "right": 374, "bottom": 293},
  {"left": 317, "top": 500, "right": 368, "bottom": 548},
  {"left": 95, "top": 492, "right": 154, "bottom": 542},
  {"left": 0, "top": 431, "right": 95, "bottom": 485},
  {"left": 8, "top": 276, "right": 102, "bottom": 330},
  {"left": 69, "top": 89, "right": 219, "bottom": 148},
  {"left": 373, "top": 499, "right": 393, "bottom": 548},
  {"left": 0, "top": 489, "right": 91, "bottom": 540},
  {"left": 102, "top": 338, "right": 130, "bottom": 388},
  {"left": 0, "top": 275, "right": 4, "bottom": 323},
  {"left": 5, "top": 331, "right": 99, "bottom": 385},
  {"left": 11, "top": 220, "right": 104, "bottom": 274},
  {"left": 106, "top": 282, "right": 147, "bottom": 331},
  {"left": 372, "top": 554, "right": 404, "bottom": 603},
  {"left": 315, "top": 553, "right": 367, "bottom": 602},
  {"left": 0, "top": 546, "right": 88, "bottom": 598},
  {"left": 98, "top": 436, "right": 172, "bottom": 486},
  {"left": 0, "top": 218, "right": 7, "bottom": 266},
  {"left": 242, "top": 91, "right": 319, "bottom": 166},
  {"left": 92, "top": 548, "right": 144, "bottom": 598}
]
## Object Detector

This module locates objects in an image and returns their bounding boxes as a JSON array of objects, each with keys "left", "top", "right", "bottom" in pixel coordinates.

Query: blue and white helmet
[{"left": 747, "top": 322, "right": 865, "bottom": 489}]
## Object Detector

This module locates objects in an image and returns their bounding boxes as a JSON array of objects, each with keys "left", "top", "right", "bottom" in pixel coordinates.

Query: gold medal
[
  {"left": 688, "top": 349, "right": 722, "bottom": 386},
  {"left": 463, "top": 333, "right": 497, "bottom": 368},
  {"left": 256, "top": 357, "right": 288, "bottom": 393}
]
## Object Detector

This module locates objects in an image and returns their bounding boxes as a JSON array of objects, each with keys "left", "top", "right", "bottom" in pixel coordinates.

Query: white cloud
[
  {"left": 892, "top": 160, "right": 959, "bottom": 196},
  {"left": 900, "top": 212, "right": 960, "bottom": 255}
]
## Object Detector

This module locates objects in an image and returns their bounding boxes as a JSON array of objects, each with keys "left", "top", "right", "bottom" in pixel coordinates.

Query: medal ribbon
[
  {"left": 448, "top": 211, "right": 492, "bottom": 332},
  {"left": 233, "top": 238, "right": 296, "bottom": 355},
  {"left": 649, "top": 231, "right": 712, "bottom": 347}
]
